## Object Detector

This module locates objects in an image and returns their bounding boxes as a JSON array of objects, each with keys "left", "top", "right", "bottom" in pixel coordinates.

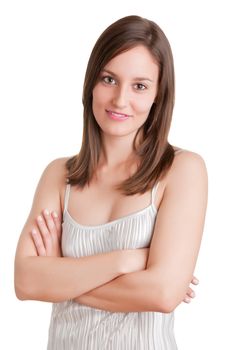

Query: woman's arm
[
  {"left": 30, "top": 151, "right": 205, "bottom": 312},
  {"left": 14, "top": 158, "right": 147, "bottom": 302},
  {"left": 74, "top": 152, "right": 207, "bottom": 313},
  {"left": 30, "top": 208, "right": 198, "bottom": 312},
  {"left": 74, "top": 271, "right": 198, "bottom": 312}
]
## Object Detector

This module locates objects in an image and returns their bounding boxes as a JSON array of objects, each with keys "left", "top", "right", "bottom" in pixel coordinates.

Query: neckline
[{"left": 63, "top": 202, "right": 157, "bottom": 230}]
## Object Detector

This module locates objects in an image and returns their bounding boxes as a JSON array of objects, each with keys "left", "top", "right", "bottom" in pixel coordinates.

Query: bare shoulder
[
  {"left": 41, "top": 157, "right": 71, "bottom": 211},
  {"left": 155, "top": 149, "right": 207, "bottom": 210},
  {"left": 171, "top": 150, "right": 206, "bottom": 172},
  {"left": 29, "top": 156, "right": 71, "bottom": 216},
  {"left": 43, "top": 156, "right": 70, "bottom": 182},
  {"left": 167, "top": 148, "right": 208, "bottom": 188}
]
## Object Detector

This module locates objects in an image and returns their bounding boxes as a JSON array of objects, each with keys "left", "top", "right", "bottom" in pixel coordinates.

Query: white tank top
[{"left": 47, "top": 152, "right": 184, "bottom": 349}]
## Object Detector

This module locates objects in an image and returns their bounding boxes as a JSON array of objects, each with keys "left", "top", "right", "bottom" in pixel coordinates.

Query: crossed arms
[{"left": 14, "top": 152, "right": 207, "bottom": 313}]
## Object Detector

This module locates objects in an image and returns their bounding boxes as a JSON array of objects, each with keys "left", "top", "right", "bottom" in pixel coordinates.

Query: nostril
[{"left": 112, "top": 97, "right": 127, "bottom": 109}]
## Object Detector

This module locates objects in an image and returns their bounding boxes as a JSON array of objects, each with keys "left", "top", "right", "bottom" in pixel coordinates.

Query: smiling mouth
[{"left": 105, "top": 109, "right": 132, "bottom": 118}]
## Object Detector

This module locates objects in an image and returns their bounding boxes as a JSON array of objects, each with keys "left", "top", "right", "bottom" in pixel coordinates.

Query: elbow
[
  {"left": 159, "top": 294, "right": 178, "bottom": 313},
  {"left": 14, "top": 262, "right": 35, "bottom": 301},
  {"left": 147, "top": 269, "right": 184, "bottom": 313},
  {"left": 151, "top": 288, "right": 180, "bottom": 314},
  {"left": 14, "top": 280, "right": 29, "bottom": 300},
  {"left": 14, "top": 274, "right": 33, "bottom": 301},
  {"left": 15, "top": 285, "right": 28, "bottom": 301}
]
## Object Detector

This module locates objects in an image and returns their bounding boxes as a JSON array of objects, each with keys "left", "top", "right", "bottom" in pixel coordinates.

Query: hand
[
  {"left": 31, "top": 209, "right": 62, "bottom": 257},
  {"left": 183, "top": 276, "right": 199, "bottom": 303}
]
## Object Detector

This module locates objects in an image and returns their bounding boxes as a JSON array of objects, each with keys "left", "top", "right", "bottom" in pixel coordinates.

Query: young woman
[{"left": 14, "top": 15, "right": 208, "bottom": 349}]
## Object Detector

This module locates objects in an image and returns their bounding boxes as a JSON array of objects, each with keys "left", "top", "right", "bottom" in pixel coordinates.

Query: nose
[{"left": 112, "top": 85, "right": 128, "bottom": 109}]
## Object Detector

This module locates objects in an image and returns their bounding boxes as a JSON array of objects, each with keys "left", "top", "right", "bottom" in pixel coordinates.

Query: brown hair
[{"left": 66, "top": 15, "right": 176, "bottom": 195}]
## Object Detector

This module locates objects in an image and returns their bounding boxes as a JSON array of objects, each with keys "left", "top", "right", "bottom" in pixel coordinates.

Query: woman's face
[{"left": 92, "top": 45, "right": 159, "bottom": 139}]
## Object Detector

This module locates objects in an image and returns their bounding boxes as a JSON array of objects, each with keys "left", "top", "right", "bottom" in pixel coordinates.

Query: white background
[{"left": 0, "top": 0, "right": 231, "bottom": 349}]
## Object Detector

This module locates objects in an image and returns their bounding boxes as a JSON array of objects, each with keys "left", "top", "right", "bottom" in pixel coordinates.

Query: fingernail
[
  {"left": 190, "top": 292, "right": 195, "bottom": 298},
  {"left": 193, "top": 279, "right": 199, "bottom": 284},
  {"left": 185, "top": 297, "right": 191, "bottom": 303},
  {"left": 37, "top": 215, "right": 43, "bottom": 221},
  {"left": 52, "top": 211, "right": 58, "bottom": 218},
  {"left": 31, "top": 228, "right": 37, "bottom": 235},
  {"left": 44, "top": 209, "right": 49, "bottom": 215}
]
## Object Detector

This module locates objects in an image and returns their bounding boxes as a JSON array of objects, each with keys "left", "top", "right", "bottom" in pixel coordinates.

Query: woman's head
[
  {"left": 67, "top": 15, "right": 176, "bottom": 194},
  {"left": 83, "top": 15, "right": 175, "bottom": 149},
  {"left": 92, "top": 44, "right": 159, "bottom": 142}
]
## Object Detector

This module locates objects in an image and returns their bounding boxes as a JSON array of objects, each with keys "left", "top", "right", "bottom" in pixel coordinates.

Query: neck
[{"left": 98, "top": 130, "right": 142, "bottom": 169}]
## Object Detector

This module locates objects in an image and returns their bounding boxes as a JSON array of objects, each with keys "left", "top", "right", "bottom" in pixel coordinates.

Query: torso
[{"left": 60, "top": 147, "right": 182, "bottom": 226}]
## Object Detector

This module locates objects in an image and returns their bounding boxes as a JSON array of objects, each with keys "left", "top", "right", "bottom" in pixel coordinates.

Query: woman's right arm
[{"left": 14, "top": 158, "right": 147, "bottom": 303}]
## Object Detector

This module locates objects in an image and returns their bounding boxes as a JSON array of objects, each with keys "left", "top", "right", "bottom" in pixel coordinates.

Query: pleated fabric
[{"left": 47, "top": 182, "right": 178, "bottom": 350}]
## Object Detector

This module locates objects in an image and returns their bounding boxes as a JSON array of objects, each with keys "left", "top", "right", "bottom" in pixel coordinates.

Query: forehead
[{"left": 103, "top": 45, "right": 159, "bottom": 79}]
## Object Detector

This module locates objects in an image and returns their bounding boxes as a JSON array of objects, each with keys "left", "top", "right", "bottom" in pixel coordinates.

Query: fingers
[
  {"left": 36, "top": 213, "right": 53, "bottom": 253},
  {"left": 183, "top": 287, "right": 196, "bottom": 303},
  {"left": 30, "top": 209, "right": 62, "bottom": 257},
  {"left": 183, "top": 276, "right": 200, "bottom": 304},
  {"left": 191, "top": 276, "right": 199, "bottom": 285},
  {"left": 42, "top": 209, "right": 62, "bottom": 242},
  {"left": 31, "top": 228, "right": 46, "bottom": 256},
  {"left": 51, "top": 211, "right": 62, "bottom": 240},
  {"left": 42, "top": 209, "right": 59, "bottom": 244}
]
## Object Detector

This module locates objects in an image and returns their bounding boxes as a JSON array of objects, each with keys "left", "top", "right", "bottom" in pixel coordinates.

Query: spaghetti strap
[
  {"left": 63, "top": 183, "right": 71, "bottom": 213},
  {"left": 151, "top": 181, "right": 160, "bottom": 206}
]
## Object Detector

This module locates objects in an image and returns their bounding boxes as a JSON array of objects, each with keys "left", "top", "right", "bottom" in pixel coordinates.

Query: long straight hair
[{"left": 66, "top": 15, "right": 176, "bottom": 195}]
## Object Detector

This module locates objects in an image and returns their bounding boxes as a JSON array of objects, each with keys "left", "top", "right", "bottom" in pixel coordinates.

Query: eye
[
  {"left": 101, "top": 75, "right": 116, "bottom": 85},
  {"left": 135, "top": 83, "right": 147, "bottom": 91}
]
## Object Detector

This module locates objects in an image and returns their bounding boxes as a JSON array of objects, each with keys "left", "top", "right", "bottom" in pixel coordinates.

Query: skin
[
  {"left": 32, "top": 210, "right": 198, "bottom": 304},
  {"left": 16, "top": 46, "right": 207, "bottom": 312},
  {"left": 92, "top": 45, "right": 159, "bottom": 167},
  {"left": 30, "top": 46, "right": 205, "bottom": 306}
]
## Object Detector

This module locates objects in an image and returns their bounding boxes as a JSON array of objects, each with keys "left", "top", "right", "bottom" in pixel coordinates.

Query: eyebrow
[{"left": 101, "top": 69, "right": 154, "bottom": 83}]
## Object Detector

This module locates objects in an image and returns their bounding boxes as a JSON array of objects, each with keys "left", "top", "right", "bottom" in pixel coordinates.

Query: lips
[{"left": 106, "top": 109, "right": 132, "bottom": 118}]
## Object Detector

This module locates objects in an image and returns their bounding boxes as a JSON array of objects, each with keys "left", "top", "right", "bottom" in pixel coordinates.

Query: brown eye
[
  {"left": 102, "top": 76, "right": 116, "bottom": 85},
  {"left": 135, "top": 83, "right": 146, "bottom": 91}
]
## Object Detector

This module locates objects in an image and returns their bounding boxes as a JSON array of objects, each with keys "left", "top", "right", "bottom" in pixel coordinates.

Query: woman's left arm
[{"left": 74, "top": 151, "right": 208, "bottom": 312}]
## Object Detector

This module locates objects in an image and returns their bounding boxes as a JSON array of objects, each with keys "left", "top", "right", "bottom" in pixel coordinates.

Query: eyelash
[
  {"left": 100, "top": 75, "right": 147, "bottom": 91},
  {"left": 101, "top": 76, "right": 116, "bottom": 85}
]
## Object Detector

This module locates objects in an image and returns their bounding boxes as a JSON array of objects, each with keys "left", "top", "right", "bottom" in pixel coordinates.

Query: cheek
[
  {"left": 133, "top": 95, "right": 155, "bottom": 115},
  {"left": 92, "top": 87, "right": 103, "bottom": 118},
  {"left": 92, "top": 85, "right": 110, "bottom": 107},
  {"left": 92, "top": 86, "right": 101, "bottom": 108},
  {"left": 92, "top": 86, "right": 111, "bottom": 122}
]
